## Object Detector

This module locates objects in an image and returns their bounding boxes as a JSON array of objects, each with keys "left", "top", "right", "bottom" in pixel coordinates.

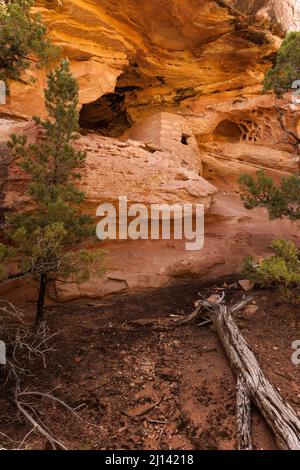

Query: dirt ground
[{"left": 0, "top": 280, "right": 299, "bottom": 450}]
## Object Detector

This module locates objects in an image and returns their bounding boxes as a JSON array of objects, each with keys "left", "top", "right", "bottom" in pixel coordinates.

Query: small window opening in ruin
[{"left": 181, "top": 134, "right": 189, "bottom": 145}]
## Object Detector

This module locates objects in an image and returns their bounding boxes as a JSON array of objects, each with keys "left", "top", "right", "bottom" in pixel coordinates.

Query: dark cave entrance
[
  {"left": 213, "top": 119, "right": 242, "bottom": 143},
  {"left": 79, "top": 92, "right": 132, "bottom": 138}
]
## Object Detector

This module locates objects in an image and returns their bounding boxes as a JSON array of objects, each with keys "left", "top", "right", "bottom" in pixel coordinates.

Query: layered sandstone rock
[
  {"left": 0, "top": 0, "right": 293, "bottom": 121},
  {"left": 0, "top": 61, "right": 122, "bottom": 119},
  {"left": 230, "top": 0, "right": 296, "bottom": 32},
  {"left": 0, "top": 117, "right": 215, "bottom": 212},
  {"left": 1, "top": 1, "right": 300, "bottom": 303},
  {"left": 1, "top": 110, "right": 300, "bottom": 303},
  {"left": 185, "top": 94, "right": 300, "bottom": 188}
]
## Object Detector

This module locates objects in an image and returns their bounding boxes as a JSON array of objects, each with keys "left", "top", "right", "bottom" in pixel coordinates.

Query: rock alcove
[
  {"left": 213, "top": 120, "right": 243, "bottom": 143},
  {"left": 79, "top": 92, "right": 132, "bottom": 137},
  {"left": 213, "top": 118, "right": 262, "bottom": 144}
]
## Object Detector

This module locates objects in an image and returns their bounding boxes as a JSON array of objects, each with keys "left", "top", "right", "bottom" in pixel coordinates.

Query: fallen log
[
  {"left": 236, "top": 375, "right": 252, "bottom": 450},
  {"left": 200, "top": 295, "right": 300, "bottom": 450}
]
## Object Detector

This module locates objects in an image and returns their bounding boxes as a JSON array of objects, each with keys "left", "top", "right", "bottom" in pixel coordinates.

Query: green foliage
[
  {"left": 3, "top": 60, "right": 106, "bottom": 322},
  {"left": 12, "top": 223, "right": 105, "bottom": 283},
  {"left": 0, "top": 0, "right": 58, "bottom": 90},
  {"left": 240, "top": 31, "right": 300, "bottom": 301},
  {"left": 263, "top": 32, "right": 300, "bottom": 97},
  {"left": 239, "top": 170, "right": 300, "bottom": 220},
  {"left": 242, "top": 240, "right": 300, "bottom": 299},
  {"left": 8, "top": 60, "right": 91, "bottom": 242},
  {"left": 0, "top": 243, "right": 14, "bottom": 280}
]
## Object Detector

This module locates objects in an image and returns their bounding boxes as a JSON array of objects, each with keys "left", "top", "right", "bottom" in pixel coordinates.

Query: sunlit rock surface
[{"left": 1, "top": 1, "right": 300, "bottom": 302}]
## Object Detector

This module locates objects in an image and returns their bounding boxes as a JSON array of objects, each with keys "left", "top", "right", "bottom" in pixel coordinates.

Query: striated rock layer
[
  {"left": 1, "top": 1, "right": 300, "bottom": 302},
  {"left": 0, "top": 0, "right": 289, "bottom": 119}
]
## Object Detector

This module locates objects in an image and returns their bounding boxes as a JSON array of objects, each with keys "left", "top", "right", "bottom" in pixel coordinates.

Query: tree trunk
[
  {"left": 236, "top": 375, "right": 252, "bottom": 450},
  {"left": 35, "top": 273, "right": 47, "bottom": 325},
  {"left": 202, "top": 298, "right": 300, "bottom": 450}
]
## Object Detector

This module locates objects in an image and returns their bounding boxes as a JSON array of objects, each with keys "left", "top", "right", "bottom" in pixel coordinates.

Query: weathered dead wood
[
  {"left": 201, "top": 295, "right": 300, "bottom": 450},
  {"left": 236, "top": 375, "right": 252, "bottom": 450},
  {"left": 175, "top": 305, "right": 202, "bottom": 325}
]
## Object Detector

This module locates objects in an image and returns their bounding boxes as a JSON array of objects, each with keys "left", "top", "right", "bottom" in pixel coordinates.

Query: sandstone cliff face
[
  {"left": 0, "top": 0, "right": 288, "bottom": 119},
  {"left": 1, "top": 1, "right": 300, "bottom": 302},
  {"left": 230, "top": 0, "right": 296, "bottom": 32}
]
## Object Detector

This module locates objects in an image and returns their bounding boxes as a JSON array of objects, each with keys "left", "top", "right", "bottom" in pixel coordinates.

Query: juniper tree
[
  {"left": 1, "top": 60, "right": 106, "bottom": 323},
  {"left": 0, "top": 0, "right": 58, "bottom": 91},
  {"left": 263, "top": 32, "right": 300, "bottom": 157},
  {"left": 264, "top": 32, "right": 300, "bottom": 98},
  {"left": 239, "top": 30, "right": 300, "bottom": 220},
  {"left": 238, "top": 170, "right": 300, "bottom": 299},
  {"left": 239, "top": 171, "right": 300, "bottom": 221},
  {"left": 237, "top": 34, "right": 300, "bottom": 296}
]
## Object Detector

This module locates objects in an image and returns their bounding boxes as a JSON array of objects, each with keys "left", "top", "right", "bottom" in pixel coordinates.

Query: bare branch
[{"left": 276, "top": 106, "right": 300, "bottom": 145}]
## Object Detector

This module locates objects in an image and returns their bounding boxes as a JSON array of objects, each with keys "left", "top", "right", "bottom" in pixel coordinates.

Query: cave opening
[
  {"left": 79, "top": 92, "right": 132, "bottom": 138},
  {"left": 213, "top": 119, "right": 242, "bottom": 143},
  {"left": 181, "top": 134, "right": 189, "bottom": 145}
]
